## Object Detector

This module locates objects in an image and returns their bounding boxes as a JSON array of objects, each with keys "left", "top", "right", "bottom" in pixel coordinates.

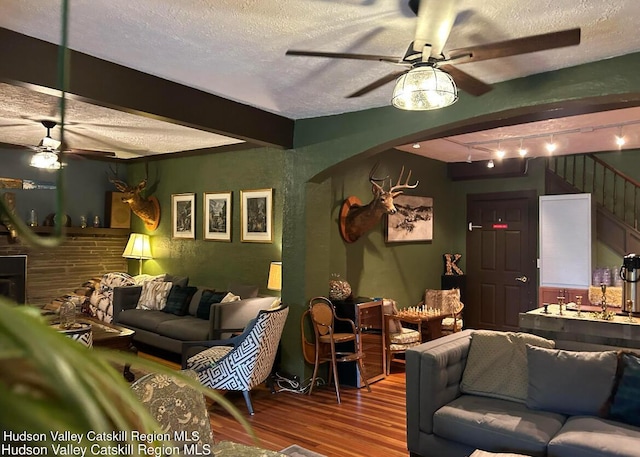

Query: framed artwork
[
  {"left": 203, "top": 191, "right": 232, "bottom": 241},
  {"left": 386, "top": 195, "right": 433, "bottom": 242},
  {"left": 171, "top": 193, "right": 195, "bottom": 239},
  {"left": 241, "top": 188, "right": 273, "bottom": 243}
]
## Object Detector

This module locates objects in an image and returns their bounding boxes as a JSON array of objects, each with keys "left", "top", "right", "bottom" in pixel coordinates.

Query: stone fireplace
[{"left": 0, "top": 255, "right": 27, "bottom": 304}]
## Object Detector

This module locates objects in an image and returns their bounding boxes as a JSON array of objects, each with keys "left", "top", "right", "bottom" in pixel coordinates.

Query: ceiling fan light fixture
[
  {"left": 391, "top": 65, "right": 458, "bottom": 111},
  {"left": 38, "top": 135, "right": 61, "bottom": 150},
  {"left": 30, "top": 151, "right": 62, "bottom": 169}
]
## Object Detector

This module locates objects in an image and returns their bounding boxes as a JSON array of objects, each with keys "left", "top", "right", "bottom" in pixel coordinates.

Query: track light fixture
[
  {"left": 518, "top": 139, "right": 527, "bottom": 157},
  {"left": 496, "top": 141, "right": 506, "bottom": 159},
  {"left": 487, "top": 159, "right": 495, "bottom": 169},
  {"left": 615, "top": 126, "right": 626, "bottom": 148},
  {"left": 545, "top": 135, "right": 557, "bottom": 154}
]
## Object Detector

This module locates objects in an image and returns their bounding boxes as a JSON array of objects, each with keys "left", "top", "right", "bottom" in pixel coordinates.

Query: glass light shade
[
  {"left": 30, "top": 151, "right": 62, "bottom": 169},
  {"left": 38, "top": 136, "right": 62, "bottom": 150},
  {"left": 392, "top": 66, "right": 458, "bottom": 111},
  {"left": 122, "top": 233, "right": 152, "bottom": 260},
  {"left": 267, "top": 261, "right": 282, "bottom": 291}
]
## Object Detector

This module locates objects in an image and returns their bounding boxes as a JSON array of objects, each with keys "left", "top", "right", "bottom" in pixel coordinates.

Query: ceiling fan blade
[
  {"left": 63, "top": 148, "right": 117, "bottom": 158},
  {"left": 286, "top": 49, "right": 400, "bottom": 63},
  {"left": 64, "top": 128, "right": 148, "bottom": 155},
  {"left": 346, "top": 70, "right": 408, "bottom": 98},
  {"left": 448, "top": 28, "right": 581, "bottom": 64},
  {"left": 439, "top": 64, "right": 492, "bottom": 96},
  {"left": 414, "top": 0, "right": 459, "bottom": 58}
]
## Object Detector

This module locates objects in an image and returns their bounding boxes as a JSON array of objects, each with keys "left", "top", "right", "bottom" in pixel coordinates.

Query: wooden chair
[
  {"left": 382, "top": 298, "right": 422, "bottom": 375},
  {"left": 308, "top": 296, "right": 371, "bottom": 403}
]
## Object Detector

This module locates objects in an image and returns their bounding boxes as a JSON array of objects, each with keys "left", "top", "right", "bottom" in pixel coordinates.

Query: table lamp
[{"left": 122, "top": 233, "right": 152, "bottom": 275}]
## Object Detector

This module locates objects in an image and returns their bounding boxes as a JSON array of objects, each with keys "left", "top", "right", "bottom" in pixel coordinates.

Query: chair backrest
[
  {"left": 300, "top": 309, "right": 316, "bottom": 365},
  {"left": 308, "top": 297, "right": 335, "bottom": 337},
  {"left": 424, "top": 288, "right": 463, "bottom": 316},
  {"left": 131, "top": 370, "right": 214, "bottom": 448},
  {"left": 198, "top": 305, "right": 289, "bottom": 390}
]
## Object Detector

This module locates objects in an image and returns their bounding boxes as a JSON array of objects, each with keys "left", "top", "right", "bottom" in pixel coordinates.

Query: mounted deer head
[
  {"left": 339, "top": 164, "right": 418, "bottom": 243},
  {"left": 109, "top": 177, "right": 160, "bottom": 231}
]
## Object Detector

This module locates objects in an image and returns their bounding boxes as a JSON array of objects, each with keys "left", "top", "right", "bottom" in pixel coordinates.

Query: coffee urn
[{"left": 621, "top": 253, "right": 640, "bottom": 314}]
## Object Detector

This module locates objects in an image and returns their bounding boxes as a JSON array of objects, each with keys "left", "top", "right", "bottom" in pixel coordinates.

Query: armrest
[
  {"left": 112, "top": 286, "right": 142, "bottom": 322},
  {"left": 405, "top": 330, "right": 472, "bottom": 449},
  {"left": 208, "top": 296, "right": 275, "bottom": 340}
]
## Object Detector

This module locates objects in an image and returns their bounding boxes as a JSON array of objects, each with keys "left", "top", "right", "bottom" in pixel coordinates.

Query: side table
[{"left": 80, "top": 316, "right": 137, "bottom": 381}]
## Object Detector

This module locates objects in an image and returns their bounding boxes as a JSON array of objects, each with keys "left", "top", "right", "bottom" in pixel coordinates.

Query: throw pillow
[
  {"left": 221, "top": 292, "right": 241, "bottom": 303},
  {"left": 460, "top": 330, "right": 555, "bottom": 403},
  {"left": 526, "top": 345, "right": 618, "bottom": 416},
  {"left": 132, "top": 273, "right": 166, "bottom": 286},
  {"left": 196, "top": 290, "right": 229, "bottom": 319},
  {"left": 163, "top": 285, "right": 198, "bottom": 316},
  {"left": 608, "top": 352, "right": 640, "bottom": 426},
  {"left": 136, "top": 280, "right": 172, "bottom": 310},
  {"left": 164, "top": 274, "right": 189, "bottom": 288}
]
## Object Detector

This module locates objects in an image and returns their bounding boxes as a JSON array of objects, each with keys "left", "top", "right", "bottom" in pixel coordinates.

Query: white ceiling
[{"left": 1, "top": 0, "right": 640, "bottom": 160}]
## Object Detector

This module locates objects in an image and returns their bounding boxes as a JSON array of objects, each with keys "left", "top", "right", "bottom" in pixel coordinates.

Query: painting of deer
[
  {"left": 339, "top": 165, "right": 419, "bottom": 243},
  {"left": 109, "top": 177, "right": 160, "bottom": 231}
]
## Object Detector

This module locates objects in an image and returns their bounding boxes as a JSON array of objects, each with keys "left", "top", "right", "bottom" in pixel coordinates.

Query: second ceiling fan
[{"left": 286, "top": 0, "right": 581, "bottom": 109}]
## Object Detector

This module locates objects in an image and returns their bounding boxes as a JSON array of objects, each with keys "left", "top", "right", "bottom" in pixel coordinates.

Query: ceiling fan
[{"left": 286, "top": 0, "right": 581, "bottom": 110}]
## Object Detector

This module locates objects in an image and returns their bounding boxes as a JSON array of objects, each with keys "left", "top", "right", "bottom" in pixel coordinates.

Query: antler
[
  {"left": 390, "top": 166, "right": 419, "bottom": 196},
  {"left": 369, "top": 162, "right": 389, "bottom": 194},
  {"left": 108, "top": 176, "right": 129, "bottom": 192}
]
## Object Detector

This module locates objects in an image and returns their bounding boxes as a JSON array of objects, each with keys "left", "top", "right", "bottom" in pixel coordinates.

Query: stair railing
[{"left": 547, "top": 154, "right": 640, "bottom": 230}]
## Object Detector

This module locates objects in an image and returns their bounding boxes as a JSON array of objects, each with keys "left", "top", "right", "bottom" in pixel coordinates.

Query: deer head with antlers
[
  {"left": 339, "top": 164, "right": 418, "bottom": 243},
  {"left": 109, "top": 177, "right": 160, "bottom": 231}
]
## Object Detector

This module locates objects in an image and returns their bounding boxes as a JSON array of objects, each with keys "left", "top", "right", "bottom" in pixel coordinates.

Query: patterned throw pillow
[
  {"left": 460, "top": 330, "right": 555, "bottom": 403},
  {"left": 136, "top": 280, "right": 172, "bottom": 310},
  {"left": 163, "top": 285, "right": 198, "bottom": 316},
  {"left": 89, "top": 272, "right": 136, "bottom": 323},
  {"left": 196, "top": 290, "right": 229, "bottom": 319}
]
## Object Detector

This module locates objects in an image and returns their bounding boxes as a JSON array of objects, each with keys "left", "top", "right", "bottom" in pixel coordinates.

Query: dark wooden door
[{"left": 466, "top": 191, "right": 538, "bottom": 331}]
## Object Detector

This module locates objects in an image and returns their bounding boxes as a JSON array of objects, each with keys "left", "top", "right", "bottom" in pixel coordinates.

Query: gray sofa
[
  {"left": 112, "top": 283, "right": 276, "bottom": 354},
  {"left": 406, "top": 329, "right": 640, "bottom": 457}
]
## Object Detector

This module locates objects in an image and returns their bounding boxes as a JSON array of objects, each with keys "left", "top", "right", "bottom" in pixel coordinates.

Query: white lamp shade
[
  {"left": 267, "top": 261, "right": 282, "bottom": 291},
  {"left": 392, "top": 66, "right": 458, "bottom": 111},
  {"left": 122, "top": 233, "right": 152, "bottom": 260}
]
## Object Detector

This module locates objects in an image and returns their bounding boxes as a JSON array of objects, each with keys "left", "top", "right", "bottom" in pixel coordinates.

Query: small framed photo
[
  {"left": 203, "top": 191, "right": 232, "bottom": 241},
  {"left": 386, "top": 195, "right": 434, "bottom": 242},
  {"left": 171, "top": 193, "right": 195, "bottom": 239},
  {"left": 241, "top": 188, "right": 273, "bottom": 243}
]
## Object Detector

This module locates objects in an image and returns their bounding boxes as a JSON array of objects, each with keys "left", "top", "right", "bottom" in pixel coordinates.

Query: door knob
[{"left": 515, "top": 275, "right": 528, "bottom": 283}]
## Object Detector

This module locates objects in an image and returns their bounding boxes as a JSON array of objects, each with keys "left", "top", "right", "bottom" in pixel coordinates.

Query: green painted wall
[{"left": 126, "top": 147, "right": 284, "bottom": 294}]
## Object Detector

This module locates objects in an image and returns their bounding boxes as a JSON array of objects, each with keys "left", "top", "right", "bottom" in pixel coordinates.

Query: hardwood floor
[
  {"left": 206, "top": 369, "right": 409, "bottom": 457},
  {"left": 138, "top": 353, "right": 410, "bottom": 457}
]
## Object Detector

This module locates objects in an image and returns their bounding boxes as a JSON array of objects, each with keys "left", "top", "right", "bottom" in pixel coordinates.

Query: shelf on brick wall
[{"left": 0, "top": 226, "right": 130, "bottom": 237}]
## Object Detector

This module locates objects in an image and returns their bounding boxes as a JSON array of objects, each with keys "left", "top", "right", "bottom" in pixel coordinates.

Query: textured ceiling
[{"left": 1, "top": 0, "right": 640, "bottom": 160}]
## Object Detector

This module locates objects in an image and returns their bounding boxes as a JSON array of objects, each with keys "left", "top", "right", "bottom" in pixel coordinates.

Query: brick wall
[{"left": 0, "top": 230, "right": 128, "bottom": 306}]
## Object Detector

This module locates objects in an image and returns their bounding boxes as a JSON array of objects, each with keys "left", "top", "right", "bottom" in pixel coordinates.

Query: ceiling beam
[{"left": 0, "top": 27, "right": 294, "bottom": 149}]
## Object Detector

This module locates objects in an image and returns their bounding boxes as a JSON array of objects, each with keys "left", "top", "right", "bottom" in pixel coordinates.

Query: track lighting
[
  {"left": 545, "top": 135, "right": 557, "bottom": 154},
  {"left": 412, "top": 143, "right": 421, "bottom": 149},
  {"left": 487, "top": 159, "right": 494, "bottom": 168},
  {"left": 518, "top": 139, "right": 527, "bottom": 157},
  {"left": 615, "top": 126, "right": 626, "bottom": 148},
  {"left": 496, "top": 142, "right": 506, "bottom": 159}
]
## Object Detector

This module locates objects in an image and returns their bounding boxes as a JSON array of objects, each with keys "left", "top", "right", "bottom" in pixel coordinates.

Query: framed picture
[
  {"left": 241, "top": 188, "right": 273, "bottom": 243},
  {"left": 386, "top": 195, "right": 433, "bottom": 242},
  {"left": 171, "top": 193, "right": 195, "bottom": 239},
  {"left": 203, "top": 191, "right": 232, "bottom": 241}
]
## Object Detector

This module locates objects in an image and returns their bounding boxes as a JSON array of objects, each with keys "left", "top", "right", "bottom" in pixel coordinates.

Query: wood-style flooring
[{"left": 139, "top": 353, "right": 410, "bottom": 457}]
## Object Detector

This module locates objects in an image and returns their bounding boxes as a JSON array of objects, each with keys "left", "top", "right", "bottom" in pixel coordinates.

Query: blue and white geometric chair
[{"left": 182, "top": 304, "right": 289, "bottom": 415}]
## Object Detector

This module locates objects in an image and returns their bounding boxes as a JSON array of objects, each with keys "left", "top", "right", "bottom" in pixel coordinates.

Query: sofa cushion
[
  {"left": 526, "top": 345, "right": 617, "bottom": 416},
  {"left": 608, "top": 352, "right": 640, "bottom": 427},
  {"left": 163, "top": 285, "right": 198, "bottom": 316},
  {"left": 433, "top": 395, "right": 566, "bottom": 456},
  {"left": 164, "top": 274, "right": 189, "bottom": 288},
  {"left": 548, "top": 416, "right": 640, "bottom": 457},
  {"left": 137, "top": 280, "right": 173, "bottom": 310},
  {"left": 156, "top": 316, "right": 210, "bottom": 341},
  {"left": 118, "top": 309, "right": 179, "bottom": 332},
  {"left": 460, "top": 330, "right": 555, "bottom": 403},
  {"left": 228, "top": 283, "right": 259, "bottom": 299},
  {"left": 196, "top": 290, "right": 229, "bottom": 319}
]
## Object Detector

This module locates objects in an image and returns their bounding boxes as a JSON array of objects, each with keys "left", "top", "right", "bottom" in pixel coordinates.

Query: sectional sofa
[{"left": 406, "top": 329, "right": 640, "bottom": 457}]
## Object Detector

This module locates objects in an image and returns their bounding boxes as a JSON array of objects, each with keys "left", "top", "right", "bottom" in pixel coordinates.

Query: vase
[{"left": 329, "top": 274, "right": 352, "bottom": 301}]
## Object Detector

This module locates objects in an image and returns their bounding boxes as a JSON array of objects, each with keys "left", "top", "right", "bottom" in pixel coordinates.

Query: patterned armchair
[
  {"left": 182, "top": 305, "right": 289, "bottom": 415},
  {"left": 382, "top": 298, "right": 422, "bottom": 375},
  {"left": 131, "top": 370, "right": 286, "bottom": 456}
]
